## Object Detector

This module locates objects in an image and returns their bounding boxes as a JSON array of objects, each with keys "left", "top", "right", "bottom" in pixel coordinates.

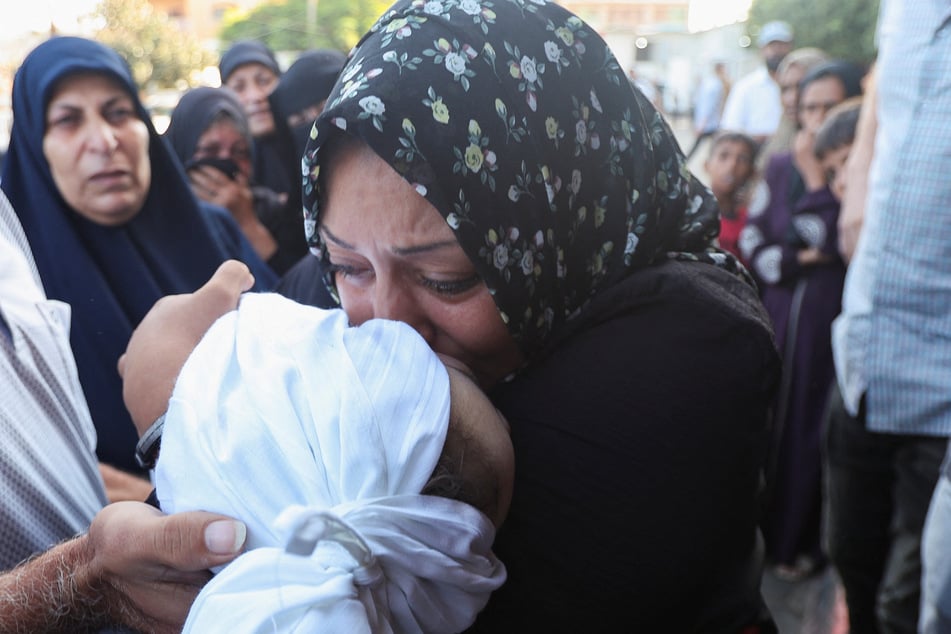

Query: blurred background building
[{"left": 150, "top": 0, "right": 262, "bottom": 47}]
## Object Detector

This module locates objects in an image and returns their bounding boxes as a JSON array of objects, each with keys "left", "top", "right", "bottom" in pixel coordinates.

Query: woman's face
[
  {"left": 193, "top": 119, "right": 254, "bottom": 180},
  {"left": 320, "top": 140, "right": 525, "bottom": 388},
  {"left": 224, "top": 63, "right": 279, "bottom": 138},
  {"left": 42, "top": 73, "right": 151, "bottom": 226},
  {"left": 798, "top": 76, "right": 846, "bottom": 134},
  {"left": 778, "top": 64, "right": 806, "bottom": 120}
]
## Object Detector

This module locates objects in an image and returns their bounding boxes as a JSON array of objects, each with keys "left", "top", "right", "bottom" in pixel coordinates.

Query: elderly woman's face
[
  {"left": 224, "top": 63, "right": 279, "bottom": 138},
  {"left": 42, "top": 73, "right": 150, "bottom": 226},
  {"left": 320, "top": 140, "right": 524, "bottom": 388}
]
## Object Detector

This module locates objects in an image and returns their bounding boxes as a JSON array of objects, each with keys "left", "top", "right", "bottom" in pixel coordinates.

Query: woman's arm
[{"left": 190, "top": 166, "right": 278, "bottom": 263}]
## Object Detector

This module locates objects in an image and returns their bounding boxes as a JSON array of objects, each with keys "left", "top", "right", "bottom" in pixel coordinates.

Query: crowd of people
[
  {"left": 0, "top": 1, "right": 946, "bottom": 633},
  {"left": 693, "top": 4, "right": 951, "bottom": 634}
]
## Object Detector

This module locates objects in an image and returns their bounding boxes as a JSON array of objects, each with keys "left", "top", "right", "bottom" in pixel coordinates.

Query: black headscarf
[
  {"left": 269, "top": 49, "right": 347, "bottom": 161},
  {"left": 1, "top": 36, "right": 274, "bottom": 473},
  {"left": 164, "top": 85, "right": 253, "bottom": 168},
  {"left": 219, "top": 40, "right": 282, "bottom": 84},
  {"left": 798, "top": 60, "right": 866, "bottom": 105},
  {"left": 303, "top": 0, "right": 746, "bottom": 358}
]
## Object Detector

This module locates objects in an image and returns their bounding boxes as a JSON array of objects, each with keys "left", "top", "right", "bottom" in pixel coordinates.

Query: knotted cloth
[{"left": 155, "top": 293, "right": 505, "bottom": 633}]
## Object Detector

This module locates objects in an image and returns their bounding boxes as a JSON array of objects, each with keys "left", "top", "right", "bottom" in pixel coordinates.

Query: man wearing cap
[{"left": 720, "top": 20, "right": 794, "bottom": 146}]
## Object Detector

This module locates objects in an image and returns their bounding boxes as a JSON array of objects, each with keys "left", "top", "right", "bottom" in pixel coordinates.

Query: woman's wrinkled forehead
[
  {"left": 46, "top": 70, "right": 130, "bottom": 108},
  {"left": 22, "top": 37, "right": 136, "bottom": 106}
]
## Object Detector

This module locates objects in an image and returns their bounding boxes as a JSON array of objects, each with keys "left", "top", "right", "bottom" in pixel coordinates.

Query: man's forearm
[
  {"left": 0, "top": 502, "right": 246, "bottom": 634},
  {"left": 0, "top": 535, "right": 112, "bottom": 633}
]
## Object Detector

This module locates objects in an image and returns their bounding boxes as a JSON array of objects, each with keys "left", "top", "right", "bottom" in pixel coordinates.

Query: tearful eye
[
  {"left": 327, "top": 262, "right": 374, "bottom": 283},
  {"left": 421, "top": 274, "right": 481, "bottom": 297}
]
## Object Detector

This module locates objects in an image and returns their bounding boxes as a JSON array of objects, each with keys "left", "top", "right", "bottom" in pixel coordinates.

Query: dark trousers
[{"left": 823, "top": 385, "right": 947, "bottom": 634}]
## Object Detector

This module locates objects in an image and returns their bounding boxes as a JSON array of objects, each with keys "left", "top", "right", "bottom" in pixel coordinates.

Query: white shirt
[
  {"left": 0, "top": 191, "right": 107, "bottom": 569},
  {"left": 719, "top": 66, "right": 781, "bottom": 137},
  {"left": 833, "top": 0, "right": 951, "bottom": 434}
]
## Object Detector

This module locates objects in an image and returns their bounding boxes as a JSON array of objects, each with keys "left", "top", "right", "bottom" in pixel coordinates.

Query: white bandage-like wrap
[{"left": 154, "top": 293, "right": 505, "bottom": 633}]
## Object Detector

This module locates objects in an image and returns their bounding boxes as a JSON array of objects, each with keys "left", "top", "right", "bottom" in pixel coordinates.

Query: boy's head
[
  {"left": 814, "top": 97, "right": 862, "bottom": 202},
  {"left": 704, "top": 131, "right": 757, "bottom": 198}
]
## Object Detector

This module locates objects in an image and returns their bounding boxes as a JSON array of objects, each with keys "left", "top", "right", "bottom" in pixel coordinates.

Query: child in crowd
[
  {"left": 118, "top": 261, "right": 511, "bottom": 633},
  {"left": 814, "top": 97, "right": 862, "bottom": 205},
  {"left": 704, "top": 131, "right": 757, "bottom": 263},
  {"left": 164, "top": 86, "right": 293, "bottom": 272},
  {"left": 738, "top": 61, "right": 863, "bottom": 585}
]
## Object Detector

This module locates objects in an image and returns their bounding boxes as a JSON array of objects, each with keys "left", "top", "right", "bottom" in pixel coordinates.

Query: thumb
[
  {"left": 90, "top": 502, "right": 247, "bottom": 575},
  {"left": 154, "top": 510, "right": 248, "bottom": 571}
]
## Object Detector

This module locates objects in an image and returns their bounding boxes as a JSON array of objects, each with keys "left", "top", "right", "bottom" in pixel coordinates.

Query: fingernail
[{"left": 205, "top": 520, "right": 247, "bottom": 555}]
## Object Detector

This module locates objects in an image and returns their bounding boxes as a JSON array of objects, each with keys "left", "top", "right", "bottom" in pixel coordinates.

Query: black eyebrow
[
  {"left": 319, "top": 224, "right": 355, "bottom": 249},
  {"left": 319, "top": 223, "right": 459, "bottom": 256},
  {"left": 48, "top": 93, "right": 128, "bottom": 112}
]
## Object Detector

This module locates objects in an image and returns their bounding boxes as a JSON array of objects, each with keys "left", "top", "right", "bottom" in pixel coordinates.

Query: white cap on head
[{"left": 757, "top": 20, "right": 794, "bottom": 47}]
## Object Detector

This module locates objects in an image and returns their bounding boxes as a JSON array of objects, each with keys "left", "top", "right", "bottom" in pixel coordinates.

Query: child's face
[
  {"left": 820, "top": 143, "right": 852, "bottom": 202},
  {"left": 704, "top": 140, "right": 754, "bottom": 198}
]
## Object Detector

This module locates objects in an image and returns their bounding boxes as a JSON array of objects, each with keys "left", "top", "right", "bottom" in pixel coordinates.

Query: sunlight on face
[
  {"left": 319, "top": 138, "right": 525, "bottom": 388},
  {"left": 42, "top": 72, "right": 151, "bottom": 226}
]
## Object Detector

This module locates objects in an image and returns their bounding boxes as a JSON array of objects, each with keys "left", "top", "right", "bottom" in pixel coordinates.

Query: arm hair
[{"left": 0, "top": 535, "right": 113, "bottom": 633}]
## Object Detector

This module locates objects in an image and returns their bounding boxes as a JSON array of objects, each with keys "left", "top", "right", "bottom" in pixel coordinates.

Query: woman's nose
[
  {"left": 248, "top": 85, "right": 271, "bottom": 103},
  {"left": 85, "top": 117, "right": 119, "bottom": 154},
  {"left": 372, "top": 282, "right": 436, "bottom": 344}
]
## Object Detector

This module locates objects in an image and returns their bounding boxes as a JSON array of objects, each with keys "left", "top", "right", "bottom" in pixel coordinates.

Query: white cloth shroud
[{"left": 155, "top": 293, "right": 505, "bottom": 633}]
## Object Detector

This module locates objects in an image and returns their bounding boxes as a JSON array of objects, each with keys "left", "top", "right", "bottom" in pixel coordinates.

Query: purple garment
[{"left": 740, "top": 151, "right": 846, "bottom": 566}]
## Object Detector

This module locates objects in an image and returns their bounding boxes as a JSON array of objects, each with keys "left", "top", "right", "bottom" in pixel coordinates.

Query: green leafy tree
[
  {"left": 220, "top": 0, "right": 391, "bottom": 54},
  {"left": 748, "top": 0, "right": 880, "bottom": 66},
  {"left": 88, "top": 0, "right": 216, "bottom": 90}
]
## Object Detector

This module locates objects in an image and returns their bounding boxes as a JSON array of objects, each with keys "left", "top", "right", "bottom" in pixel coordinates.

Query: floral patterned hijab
[{"left": 303, "top": 0, "right": 745, "bottom": 357}]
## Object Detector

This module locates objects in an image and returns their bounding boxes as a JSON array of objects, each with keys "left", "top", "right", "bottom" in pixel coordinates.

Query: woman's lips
[{"left": 89, "top": 169, "right": 131, "bottom": 190}]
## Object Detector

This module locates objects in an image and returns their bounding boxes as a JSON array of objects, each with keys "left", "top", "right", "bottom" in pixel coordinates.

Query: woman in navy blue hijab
[{"left": 0, "top": 36, "right": 276, "bottom": 498}]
